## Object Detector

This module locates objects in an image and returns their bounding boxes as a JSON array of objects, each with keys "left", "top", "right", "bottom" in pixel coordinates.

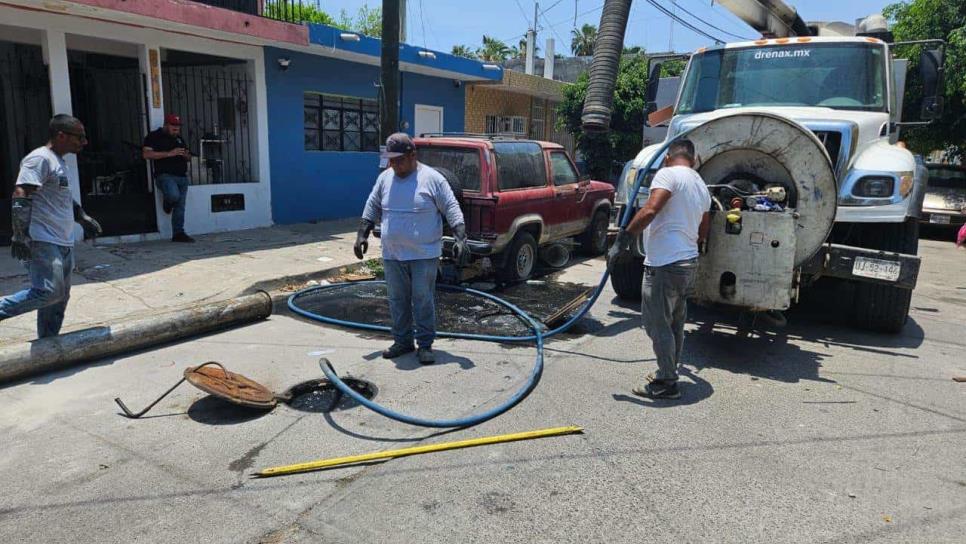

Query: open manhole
[{"left": 278, "top": 377, "right": 378, "bottom": 413}]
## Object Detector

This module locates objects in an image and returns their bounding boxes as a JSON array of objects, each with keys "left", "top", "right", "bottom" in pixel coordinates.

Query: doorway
[
  {"left": 414, "top": 104, "right": 444, "bottom": 137},
  {"left": 0, "top": 38, "right": 52, "bottom": 245},
  {"left": 69, "top": 48, "right": 156, "bottom": 236}
]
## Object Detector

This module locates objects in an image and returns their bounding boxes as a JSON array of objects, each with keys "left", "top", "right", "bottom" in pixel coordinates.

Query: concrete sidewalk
[{"left": 0, "top": 219, "right": 380, "bottom": 345}]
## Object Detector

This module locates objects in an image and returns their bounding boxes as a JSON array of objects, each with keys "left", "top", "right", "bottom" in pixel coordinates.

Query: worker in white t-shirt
[{"left": 608, "top": 139, "right": 711, "bottom": 399}]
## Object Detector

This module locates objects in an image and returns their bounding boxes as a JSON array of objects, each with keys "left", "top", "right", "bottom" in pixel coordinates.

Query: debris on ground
[{"left": 953, "top": 377, "right": 966, "bottom": 383}]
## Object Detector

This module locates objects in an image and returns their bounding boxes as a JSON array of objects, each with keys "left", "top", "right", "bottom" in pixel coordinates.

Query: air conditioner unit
[{"left": 485, "top": 115, "right": 528, "bottom": 136}]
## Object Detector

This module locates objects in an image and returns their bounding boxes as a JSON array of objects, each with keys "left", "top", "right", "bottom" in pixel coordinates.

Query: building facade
[{"left": 0, "top": 0, "right": 499, "bottom": 242}]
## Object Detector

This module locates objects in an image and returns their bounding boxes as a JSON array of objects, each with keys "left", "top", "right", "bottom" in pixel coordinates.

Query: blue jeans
[
  {"left": 641, "top": 258, "right": 698, "bottom": 382},
  {"left": 156, "top": 174, "right": 188, "bottom": 234},
  {"left": 384, "top": 258, "right": 438, "bottom": 348},
  {"left": 0, "top": 241, "right": 74, "bottom": 338}
]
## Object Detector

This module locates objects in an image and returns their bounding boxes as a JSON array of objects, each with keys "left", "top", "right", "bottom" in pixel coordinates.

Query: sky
[{"left": 315, "top": 0, "right": 900, "bottom": 55}]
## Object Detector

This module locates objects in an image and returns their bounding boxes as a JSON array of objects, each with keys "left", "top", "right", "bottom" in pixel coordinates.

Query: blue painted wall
[{"left": 264, "top": 46, "right": 467, "bottom": 224}]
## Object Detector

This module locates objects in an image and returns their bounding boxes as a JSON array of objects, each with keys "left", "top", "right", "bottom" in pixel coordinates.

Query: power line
[
  {"left": 670, "top": 0, "right": 752, "bottom": 40},
  {"left": 540, "top": 0, "right": 566, "bottom": 15},
  {"left": 644, "top": 0, "right": 725, "bottom": 43}
]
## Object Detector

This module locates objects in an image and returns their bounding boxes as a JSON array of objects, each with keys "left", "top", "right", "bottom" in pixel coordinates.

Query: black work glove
[
  {"left": 451, "top": 223, "right": 469, "bottom": 264},
  {"left": 11, "top": 197, "right": 32, "bottom": 261},
  {"left": 354, "top": 218, "right": 374, "bottom": 260},
  {"left": 74, "top": 202, "right": 102, "bottom": 240},
  {"left": 606, "top": 229, "right": 634, "bottom": 273}
]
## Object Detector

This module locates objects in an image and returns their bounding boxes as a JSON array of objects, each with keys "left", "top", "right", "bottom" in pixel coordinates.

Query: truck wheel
[
  {"left": 610, "top": 257, "right": 644, "bottom": 300},
  {"left": 852, "top": 220, "right": 918, "bottom": 333},
  {"left": 578, "top": 209, "right": 610, "bottom": 256},
  {"left": 497, "top": 232, "right": 538, "bottom": 283}
]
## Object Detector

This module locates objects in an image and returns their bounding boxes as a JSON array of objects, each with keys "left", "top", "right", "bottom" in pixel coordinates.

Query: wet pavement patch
[{"left": 290, "top": 279, "right": 595, "bottom": 338}]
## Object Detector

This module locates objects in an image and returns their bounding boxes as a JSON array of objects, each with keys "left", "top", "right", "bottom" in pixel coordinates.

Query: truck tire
[
  {"left": 578, "top": 209, "right": 610, "bottom": 255},
  {"left": 610, "top": 257, "right": 644, "bottom": 300},
  {"left": 497, "top": 231, "right": 538, "bottom": 283},
  {"left": 852, "top": 219, "right": 918, "bottom": 333}
]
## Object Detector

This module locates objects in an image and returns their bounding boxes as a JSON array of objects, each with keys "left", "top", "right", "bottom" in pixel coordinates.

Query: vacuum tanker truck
[{"left": 585, "top": 0, "right": 946, "bottom": 333}]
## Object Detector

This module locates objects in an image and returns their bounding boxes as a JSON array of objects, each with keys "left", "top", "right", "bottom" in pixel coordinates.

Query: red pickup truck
[{"left": 414, "top": 136, "right": 615, "bottom": 282}]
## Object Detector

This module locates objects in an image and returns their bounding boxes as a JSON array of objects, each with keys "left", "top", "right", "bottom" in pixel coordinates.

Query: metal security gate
[
  {"left": 0, "top": 41, "right": 53, "bottom": 245},
  {"left": 69, "top": 51, "right": 156, "bottom": 236},
  {"left": 162, "top": 58, "right": 257, "bottom": 185}
]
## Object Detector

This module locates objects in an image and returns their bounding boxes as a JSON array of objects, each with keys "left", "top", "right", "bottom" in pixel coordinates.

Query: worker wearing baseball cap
[
  {"left": 143, "top": 114, "right": 194, "bottom": 242},
  {"left": 354, "top": 133, "right": 468, "bottom": 365}
]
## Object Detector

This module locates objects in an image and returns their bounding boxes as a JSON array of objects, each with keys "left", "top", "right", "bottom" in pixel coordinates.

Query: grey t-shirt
[
  {"left": 17, "top": 146, "right": 75, "bottom": 247},
  {"left": 362, "top": 163, "right": 465, "bottom": 261}
]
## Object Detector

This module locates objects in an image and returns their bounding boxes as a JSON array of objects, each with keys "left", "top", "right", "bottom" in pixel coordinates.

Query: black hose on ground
[{"left": 581, "top": 0, "right": 633, "bottom": 133}]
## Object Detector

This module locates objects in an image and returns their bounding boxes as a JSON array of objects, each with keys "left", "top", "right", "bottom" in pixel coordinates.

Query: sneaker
[
  {"left": 632, "top": 379, "right": 681, "bottom": 400},
  {"left": 382, "top": 342, "right": 415, "bottom": 359},
  {"left": 172, "top": 232, "right": 196, "bottom": 243},
  {"left": 162, "top": 201, "right": 173, "bottom": 214},
  {"left": 417, "top": 347, "right": 435, "bottom": 365}
]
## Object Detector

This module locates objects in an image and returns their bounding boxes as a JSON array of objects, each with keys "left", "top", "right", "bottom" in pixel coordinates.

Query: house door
[
  {"left": 414, "top": 105, "right": 443, "bottom": 137},
  {"left": 0, "top": 40, "right": 52, "bottom": 245},
  {"left": 69, "top": 51, "right": 156, "bottom": 236}
]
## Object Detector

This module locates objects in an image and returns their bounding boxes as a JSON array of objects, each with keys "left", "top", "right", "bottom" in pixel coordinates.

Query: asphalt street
[{"left": 0, "top": 236, "right": 964, "bottom": 543}]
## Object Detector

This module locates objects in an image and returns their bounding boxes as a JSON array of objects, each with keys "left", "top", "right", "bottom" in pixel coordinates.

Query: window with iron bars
[
  {"left": 529, "top": 99, "right": 546, "bottom": 140},
  {"left": 485, "top": 115, "right": 527, "bottom": 136},
  {"left": 304, "top": 92, "right": 380, "bottom": 152}
]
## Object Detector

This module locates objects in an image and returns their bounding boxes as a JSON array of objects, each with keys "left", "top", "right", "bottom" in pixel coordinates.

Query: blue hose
[{"left": 290, "top": 129, "right": 695, "bottom": 428}]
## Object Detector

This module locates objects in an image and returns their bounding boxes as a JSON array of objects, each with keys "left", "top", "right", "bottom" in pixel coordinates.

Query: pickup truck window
[
  {"left": 549, "top": 152, "right": 579, "bottom": 186},
  {"left": 493, "top": 141, "right": 547, "bottom": 190},
  {"left": 418, "top": 146, "right": 481, "bottom": 192}
]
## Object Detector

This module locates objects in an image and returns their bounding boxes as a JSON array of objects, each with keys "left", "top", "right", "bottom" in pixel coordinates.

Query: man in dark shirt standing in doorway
[{"left": 143, "top": 114, "right": 194, "bottom": 243}]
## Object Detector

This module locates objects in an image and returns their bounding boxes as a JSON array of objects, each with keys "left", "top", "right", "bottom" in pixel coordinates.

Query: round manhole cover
[
  {"left": 280, "top": 378, "right": 377, "bottom": 413},
  {"left": 184, "top": 362, "right": 277, "bottom": 410}
]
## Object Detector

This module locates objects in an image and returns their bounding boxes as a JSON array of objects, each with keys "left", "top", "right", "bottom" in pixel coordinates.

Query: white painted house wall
[{"left": 0, "top": 3, "right": 273, "bottom": 242}]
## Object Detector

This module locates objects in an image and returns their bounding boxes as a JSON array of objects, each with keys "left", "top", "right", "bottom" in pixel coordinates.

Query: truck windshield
[{"left": 677, "top": 43, "right": 887, "bottom": 113}]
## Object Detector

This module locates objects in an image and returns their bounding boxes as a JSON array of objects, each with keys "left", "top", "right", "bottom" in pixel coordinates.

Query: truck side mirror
[
  {"left": 920, "top": 48, "right": 944, "bottom": 120},
  {"left": 643, "top": 62, "right": 662, "bottom": 127}
]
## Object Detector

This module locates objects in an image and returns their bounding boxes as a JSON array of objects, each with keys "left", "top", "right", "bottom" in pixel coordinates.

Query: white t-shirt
[
  {"left": 642, "top": 165, "right": 711, "bottom": 267},
  {"left": 16, "top": 146, "right": 75, "bottom": 247}
]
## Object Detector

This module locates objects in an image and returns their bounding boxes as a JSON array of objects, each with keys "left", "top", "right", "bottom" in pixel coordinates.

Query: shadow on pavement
[
  {"left": 187, "top": 395, "right": 271, "bottom": 425},
  {"left": 612, "top": 367, "right": 714, "bottom": 407}
]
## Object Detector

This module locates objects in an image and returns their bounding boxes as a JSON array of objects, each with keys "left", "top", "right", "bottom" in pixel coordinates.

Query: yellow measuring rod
[{"left": 255, "top": 425, "right": 584, "bottom": 477}]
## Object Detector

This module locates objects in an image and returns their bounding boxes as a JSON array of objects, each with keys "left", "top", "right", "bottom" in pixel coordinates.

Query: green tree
[
  {"left": 557, "top": 55, "right": 651, "bottom": 179},
  {"left": 265, "top": 1, "right": 336, "bottom": 25},
  {"left": 571, "top": 24, "right": 597, "bottom": 56},
  {"left": 884, "top": 0, "right": 966, "bottom": 158},
  {"left": 516, "top": 38, "right": 540, "bottom": 59},
  {"left": 451, "top": 45, "right": 478, "bottom": 59},
  {"left": 476, "top": 35, "right": 512, "bottom": 62},
  {"left": 660, "top": 58, "right": 686, "bottom": 77},
  {"left": 338, "top": 3, "right": 382, "bottom": 37}
]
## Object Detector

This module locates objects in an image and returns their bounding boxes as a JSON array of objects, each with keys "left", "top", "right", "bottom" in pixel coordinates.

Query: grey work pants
[{"left": 641, "top": 258, "right": 698, "bottom": 382}]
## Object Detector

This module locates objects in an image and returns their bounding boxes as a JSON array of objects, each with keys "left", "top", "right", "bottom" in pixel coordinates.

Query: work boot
[
  {"left": 382, "top": 342, "right": 415, "bottom": 359},
  {"left": 632, "top": 379, "right": 681, "bottom": 400},
  {"left": 172, "top": 232, "right": 196, "bottom": 243},
  {"left": 417, "top": 347, "right": 435, "bottom": 365}
]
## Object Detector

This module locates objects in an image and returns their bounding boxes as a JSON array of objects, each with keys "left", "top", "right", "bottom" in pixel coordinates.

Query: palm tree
[
  {"left": 516, "top": 38, "right": 540, "bottom": 59},
  {"left": 451, "top": 45, "right": 478, "bottom": 59},
  {"left": 571, "top": 23, "right": 597, "bottom": 56},
  {"left": 476, "top": 35, "right": 512, "bottom": 62}
]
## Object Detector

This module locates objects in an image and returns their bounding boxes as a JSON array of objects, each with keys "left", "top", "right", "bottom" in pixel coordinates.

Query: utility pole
[
  {"left": 381, "top": 0, "right": 400, "bottom": 139},
  {"left": 526, "top": 1, "right": 538, "bottom": 75},
  {"left": 399, "top": 0, "right": 407, "bottom": 42}
]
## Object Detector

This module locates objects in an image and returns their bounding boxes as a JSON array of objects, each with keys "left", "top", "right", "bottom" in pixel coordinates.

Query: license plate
[
  {"left": 853, "top": 256, "right": 901, "bottom": 282},
  {"left": 929, "top": 214, "right": 951, "bottom": 224}
]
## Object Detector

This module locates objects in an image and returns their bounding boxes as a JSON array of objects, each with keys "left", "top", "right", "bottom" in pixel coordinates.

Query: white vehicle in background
[{"left": 589, "top": 1, "right": 946, "bottom": 333}]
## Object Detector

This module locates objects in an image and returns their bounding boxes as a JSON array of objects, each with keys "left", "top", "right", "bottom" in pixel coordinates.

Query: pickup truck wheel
[
  {"left": 610, "top": 257, "right": 644, "bottom": 301},
  {"left": 498, "top": 232, "right": 538, "bottom": 282},
  {"left": 578, "top": 209, "right": 610, "bottom": 256},
  {"left": 851, "top": 219, "right": 918, "bottom": 333}
]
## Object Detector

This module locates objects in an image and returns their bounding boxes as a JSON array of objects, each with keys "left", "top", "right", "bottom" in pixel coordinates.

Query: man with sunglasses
[{"left": 1, "top": 114, "right": 102, "bottom": 338}]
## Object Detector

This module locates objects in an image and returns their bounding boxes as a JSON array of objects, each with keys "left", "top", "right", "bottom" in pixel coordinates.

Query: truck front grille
[{"left": 811, "top": 130, "right": 843, "bottom": 168}]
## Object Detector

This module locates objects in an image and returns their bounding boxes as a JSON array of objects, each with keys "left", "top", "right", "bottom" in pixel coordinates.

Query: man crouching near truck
[{"left": 608, "top": 139, "right": 710, "bottom": 400}]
